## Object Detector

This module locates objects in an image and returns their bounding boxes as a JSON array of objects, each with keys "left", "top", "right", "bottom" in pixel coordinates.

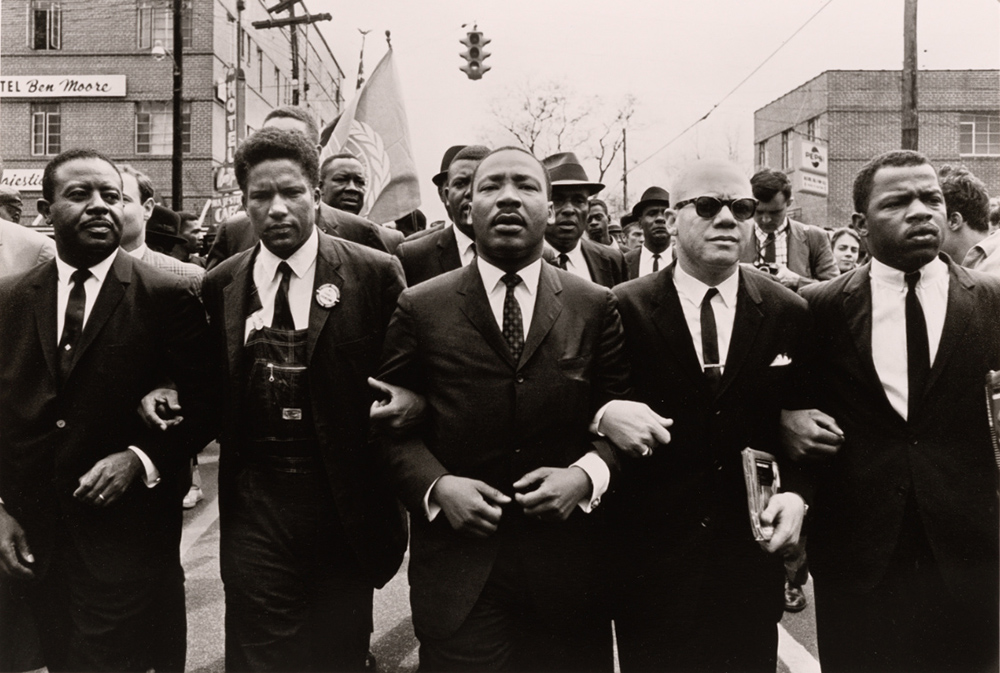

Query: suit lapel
[
  {"left": 716, "top": 271, "right": 764, "bottom": 399},
  {"left": 841, "top": 264, "right": 892, "bottom": 405},
  {"left": 923, "top": 259, "right": 975, "bottom": 403},
  {"left": 519, "top": 263, "right": 563, "bottom": 369},
  {"left": 68, "top": 252, "right": 128, "bottom": 379},
  {"left": 580, "top": 240, "right": 604, "bottom": 284},
  {"left": 787, "top": 221, "right": 809, "bottom": 276},
  {"left": 223, "top": 246, "right": 258, "bottom": 378},
  {"left": 651, "top": 266, "right": 705, "bottom": 386},
  {"left": 438, "top": 226, "right": 462, "bottom": 274},
  {"left": 32, "top": 261, "right": 59, "bottom": 382},
  {"left": 307, "top": 236, "right": 344, "bottom": 363},
  {"left": 458, "top": 261, "right": 518, "bottom": 368}
]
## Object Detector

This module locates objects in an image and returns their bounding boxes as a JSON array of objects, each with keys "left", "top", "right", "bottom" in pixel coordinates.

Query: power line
[{"left": 608, "top": 0, "right": 837, "bottom": 190}]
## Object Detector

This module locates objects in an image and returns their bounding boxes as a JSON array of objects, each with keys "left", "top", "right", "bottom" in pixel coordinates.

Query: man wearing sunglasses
[
  {"left": 596, "top": 159, "right": 810, "bottom": 672},
  {"left": 741, "top": 168, "right": 838, "bottom": 291}
]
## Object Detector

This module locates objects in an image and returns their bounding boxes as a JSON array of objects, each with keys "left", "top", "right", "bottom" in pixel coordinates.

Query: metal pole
[
  {"left": 901, "top": 0, "right": 918, "bottom": 150},
  {"left": 172, "top": 0, "right": 183, "bottom": 209},
  {"left": 290, "top": 4, "right": 300, "bottom": 105},
  {"left": 622, "top": 127, "right": 629, "bottom": 211}
]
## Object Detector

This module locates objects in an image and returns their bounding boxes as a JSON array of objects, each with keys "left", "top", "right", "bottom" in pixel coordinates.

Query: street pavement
[{"left": 182, "top": 441, "right": 821, "bottom": 673}]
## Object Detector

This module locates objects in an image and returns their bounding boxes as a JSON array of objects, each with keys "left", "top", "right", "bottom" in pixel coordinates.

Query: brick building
[
  {"left": 754, "top": 69, "right": 1000, "bottom": 229},
  {"left": 0, "top": 0, "right": 344, "bottom": 224}
]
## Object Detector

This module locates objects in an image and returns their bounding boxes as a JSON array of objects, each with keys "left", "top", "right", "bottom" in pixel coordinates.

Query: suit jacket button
[
  {"left": 515, "top": 374, "right": 525, "bottom": 383},
  {"left": 700, "top": 516, "right": 711, "bottom": 527},
  {"left": 56, "top": 420, "right": 66, "bottom": 428}
]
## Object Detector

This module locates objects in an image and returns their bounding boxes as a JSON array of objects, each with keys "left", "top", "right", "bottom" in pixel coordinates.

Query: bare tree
[{"left": 593, "top": 95, "right": 636, "bottom": 183}]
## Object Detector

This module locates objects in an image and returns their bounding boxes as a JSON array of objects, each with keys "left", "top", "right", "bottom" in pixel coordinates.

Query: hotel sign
[{"left": 0, "top": 75, "right": 127, "bottom": 97}]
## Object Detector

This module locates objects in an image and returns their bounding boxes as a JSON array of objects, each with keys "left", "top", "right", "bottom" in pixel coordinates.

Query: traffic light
[{"left": 459, "top": 30, "right": 491, "bottom": 80}]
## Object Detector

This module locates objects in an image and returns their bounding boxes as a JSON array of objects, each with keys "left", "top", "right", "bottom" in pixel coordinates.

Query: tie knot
[
  {"left": 905, "top": 271, "right": 920, "bottom": 291},
  {"left": 502, "top": 273, "right": 522, "bottom": 289},
  {"left": 277, "top": 261, "right": 293, "bottom": 280},
  {"left": 703, "top": 287, "right": 719, "bottom": 305},
  {"left": 653, "top": 252, "right": 661, "bottom": 259},
  {"left": 70, "top": 268, "right": 91, "bottom": 285}
]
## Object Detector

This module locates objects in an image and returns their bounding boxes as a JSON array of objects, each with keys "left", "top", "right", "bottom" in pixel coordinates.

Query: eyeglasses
[{"left": 673, "top": 196, "right": 757, "bottom": 222}]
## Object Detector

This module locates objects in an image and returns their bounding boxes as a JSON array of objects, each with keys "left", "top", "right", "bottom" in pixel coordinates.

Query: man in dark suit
[
  {"left": 624, "top": 186, "right": 675, "bottom": 279},
  {"left": 394, "top": 145, "right": 490, "bottom": 286},
  {"left": 376, "top": 146, "right": 630, "bottom": 672},
  {"left": 200, "top": 128, "right": 407, "bottom": 671},
  {"left": 741, "top": 168, "right": 838, "bottom": 290},
  {"left": 542, "top": 152, "right": 629, "bottom": 288},
  {"left": 206, "top": 106, "right": 387, "bottom": 269},
  {"left": 0, "top": 149, "right": 218, "bottom": 672},
  {"left": 782, "top": 150, "right": 1000, "bottom": 672},
  {"left": 598, "top": 159, "right": 809, "bottom": 672},
  {"left": 319, "top": 152, "right": 405, "bottom": 254}
]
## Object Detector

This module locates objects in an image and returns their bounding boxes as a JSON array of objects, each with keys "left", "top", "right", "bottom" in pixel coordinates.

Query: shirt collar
[
  {"left": 256, "top": 226, "right": 319, "bottom": 281},
  {"left": 477, "top": 256, "right": 543, "bottom": 296},
  {"left": 755, "top": 218, "right": 789, "bottom": 240},
  {"left": 870, "top": 255, "right": 948, "bottom": 291},
  {"left": 125, "top": 243, "right": 147, "bottom": 260},
  {"left": 56, "top": 248, "right": 118, "bottom": 286},
  {"left": 673, "top": 261, "right": 740, "bottom": 308},
  {"left": 452, "top": 224, "right": 475, "bottom": 256}
]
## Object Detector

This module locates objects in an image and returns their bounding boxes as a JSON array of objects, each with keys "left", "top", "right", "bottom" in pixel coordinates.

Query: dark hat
[
  {"left": 542, "top": 152, "right": 604, "bottom": 195},
  {"left": 0, "top": 186, "right": 23, "bottom": 207},
  {"left": 432, "top": 145, "right": 468, "bottom": 187},
  {"left": 146, "top": 204, "right": 187, "bottom": 249},
  {"left": 632, "top": 186, "right": 671, "bottom": 218},
  {"left": 620, "top": 213, "right": 638, "bottom": 228}
]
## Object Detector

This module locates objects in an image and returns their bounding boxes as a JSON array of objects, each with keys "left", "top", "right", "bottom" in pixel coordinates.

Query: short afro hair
[
  {"left": 471, "top": 146, "right": 551, "bottom": 198},
  {"left": 853, "top": 150, "right": 933, "bottom": 214},
  {"left": 263, "top": 106, "right": 320, "bottom": 145},
  {"left": 235, "top": 127, "right": 320, "bottom": 193},
  {"left": 42, "top": 148, "right": 120, "bottom": 203}
]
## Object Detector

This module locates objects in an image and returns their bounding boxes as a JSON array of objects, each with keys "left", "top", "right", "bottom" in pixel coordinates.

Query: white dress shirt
[
  {"left": 245, "top": 227, "right": 319, "bottom": 342},
  {"left": 556, "top": 240, "right": 593, "bottom": 282},
  {"left": 870, "top": 257, "right": 949, "bottom": 420},
  {"left": 125, "top": 243, "right": 149, "bottom": 261},
  {"left": 963, "top": 229, "right": 1000, "bottom": 278},
  {"left": 55, "top": 250, "right": 159, "bottom": 488},
  {"left": 452, "top": 225, "right": 477, "bottom": 268},
  {"left": 637, "top": 245, "right": 674, "bottom": 278},
  {"left": 423, "top": 257, "right": 610, "bottom": 520},
  {"left": 673, "top": 262, "right": 740, "bottom": 372}
]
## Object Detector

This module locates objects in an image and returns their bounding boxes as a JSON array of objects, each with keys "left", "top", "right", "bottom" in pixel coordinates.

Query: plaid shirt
[{"left": 753, "top": 219, "right": 789, "bottom": 267}]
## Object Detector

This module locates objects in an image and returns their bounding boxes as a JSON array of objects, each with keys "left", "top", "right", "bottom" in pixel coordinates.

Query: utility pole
[
  {"left": 289, "top": 3, "right": 299, "bottom": 104},
  {"left": 622, "top": 127, "right": 629, "bottom": 211},
  {"left": 235, "top": 1, "right": 245, "bottom": 144},
  {"left": 254, "top": 0, "right": 331, "bottom": 104},
  {"left": 901, "top": 0, "right": 919, "bottom": 150},
  {"left": 171, "top": 0, "right": 183, "bottom": 210}
]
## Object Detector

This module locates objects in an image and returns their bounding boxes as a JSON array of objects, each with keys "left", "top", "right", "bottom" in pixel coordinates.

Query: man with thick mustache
[
  {"left": 376, "top": 146, "right": 630, "bottom": 671},
  {"left": 782, "top": 150, "right": 1000, "bottom": 672},
  {"left": 0, "top": 149, "right": 218, "bottom": 671},
  {"left": 542, "top": 152, "right": 628, "bottom": 288}
]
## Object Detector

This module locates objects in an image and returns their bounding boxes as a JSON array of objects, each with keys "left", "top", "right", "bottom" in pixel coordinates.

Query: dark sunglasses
[{"left": 673, "top": 196, "right": 757, "bottom": 222}]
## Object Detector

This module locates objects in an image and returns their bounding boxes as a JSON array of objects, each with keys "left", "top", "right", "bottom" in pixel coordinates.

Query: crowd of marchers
[{"left": 1, "top": 104, "right": 1000, "bottom": 673}]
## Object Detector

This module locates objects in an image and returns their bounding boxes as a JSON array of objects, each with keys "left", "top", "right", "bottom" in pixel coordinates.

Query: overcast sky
[{"left": 315, "top": 0, "right": 1000, "bottom": 221}]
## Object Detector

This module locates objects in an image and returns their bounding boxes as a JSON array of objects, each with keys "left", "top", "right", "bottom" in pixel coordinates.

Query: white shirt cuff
[
  {"left": 128, "top": 446, "right": 161, "bottom": 488},
  {"left": 572, "top": 451, "right": 609, "bottom": 512},
  {"left": 423, "top": 476, "right": 443, "bottom": 521},
  {"left": 589, "top": 402, "right": 614, "bottom": 436}
]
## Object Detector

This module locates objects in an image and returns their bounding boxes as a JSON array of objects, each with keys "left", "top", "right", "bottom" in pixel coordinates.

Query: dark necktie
[
  {"left": 763, "top": 233, "right": 776, "bottom": 264},
  {"left": 701, "top": 287, "right": 722, "bottom": 390},
  {"left": 58, "top": 268, "right": 91, "bottom": 383},
  {"left": 905, "top": 271, "right": 930, "bottom": 419},
  {"left": 501, "top": 273, "right": 524, "bottom": 361},
  {"left": 557, "top": 253, "right": 569, "bottom": 270},
  {"left": 653, "top": 253, "right": 661, "bottom": 273},
  {"left": 272, "top": 261, "right": 295, "bottom": 330}
]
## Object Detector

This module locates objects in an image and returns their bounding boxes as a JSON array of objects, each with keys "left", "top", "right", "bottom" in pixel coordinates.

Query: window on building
[
  {"left": 136, "top": 101, "right": 191, "bottom": 154},
  {"left": 30, "top": 1, "right": 61, "bottom": 50},
  {"left": 781, "top": 131, "right": 791, "bottom": 169},
  {"left": 959, "top": 114, "right": 1000, "bottom": 155},
  {"left": 275, "top": 67, "right": 281, "bottom": 104},
  {"left": 806, "top": 117, "right": 817, "bottom": 140},
  {"left": 137, "top": 1, "right": 192, "bottom": 51},
  {"left": 257, "top": 48, "right": 264, "bottom": 91},
  {"left": 756, "top": 142, "right": 767, "bottom": 168},
  {"left": 244, "top": 31, "right": 252, "bottom": 63},
  {"left": 31, "top": 103, "right": 61, "bottom": 156}
]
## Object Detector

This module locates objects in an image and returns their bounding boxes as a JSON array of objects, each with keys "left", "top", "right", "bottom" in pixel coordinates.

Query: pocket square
[{"left": 769, "top": 353, "right": 792, "bottom": 367}]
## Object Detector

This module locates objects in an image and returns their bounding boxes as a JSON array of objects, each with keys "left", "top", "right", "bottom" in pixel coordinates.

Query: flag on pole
[{"left": 320, "top": 44, "right": 420, "bottom": 225}]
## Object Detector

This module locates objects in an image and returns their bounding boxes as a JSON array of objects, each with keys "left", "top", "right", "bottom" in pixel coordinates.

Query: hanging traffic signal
[{"left": 459, "top": 30, "right": 491, "bottom": 81}]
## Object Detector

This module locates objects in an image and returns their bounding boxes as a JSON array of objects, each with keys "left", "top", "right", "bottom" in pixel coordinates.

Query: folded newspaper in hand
[
  {"left": 741, "top": 448, "right": 781, "bottom": 541},
  {"left": 985, "top": 371, "right": 1000, "bottom": 472}
]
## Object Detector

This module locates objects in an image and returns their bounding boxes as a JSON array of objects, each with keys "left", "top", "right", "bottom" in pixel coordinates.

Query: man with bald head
[{"left": 598, "top": 159, "right": 810, "bottom": 671}]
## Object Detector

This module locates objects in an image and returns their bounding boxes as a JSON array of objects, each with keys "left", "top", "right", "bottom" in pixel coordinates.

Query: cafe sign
[{"left": 0, "top": 75, "right": 127, "bottom": 98}]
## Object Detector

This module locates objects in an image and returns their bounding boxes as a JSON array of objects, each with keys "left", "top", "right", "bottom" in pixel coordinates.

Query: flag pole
[{"left": 356, "top": 28, "right": 371, "bottom": 90}]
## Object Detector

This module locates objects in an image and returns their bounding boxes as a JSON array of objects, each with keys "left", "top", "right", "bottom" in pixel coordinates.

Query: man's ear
[
  {"left": 141, "top": 198, "right": 154, "bottom": 223},
  {"left": 37, "top": 199, "right": 51, "bottom": 221},
  {"left": 314, "top": 187, "right": 322, "bottom": 205},
  {"left": 666, "top": 210, "right": 678, "bottom": 236},
  {"left": 948, "top": 211, "right": 964, "bottom": 231},
  {"left": 851, "top": 213, "right": 867, "bottom": 239},
  {"left": 547, "top": 202, "right": 555, "bottom": 225}
]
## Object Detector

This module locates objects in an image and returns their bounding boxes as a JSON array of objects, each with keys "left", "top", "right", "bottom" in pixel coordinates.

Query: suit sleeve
[
  {"left": 205, "top": 221, "right": 230, "bottom": 271},
  {"left": 587, "top": 290, "right": 633, "bottom": 477},
  {"left": 374, "top": 292, "right": 450, "bottom": 512},
  {"left": 803, "top": 227, "right": 839, "bottom": 284},
  {"left": 613, "top": 249, "right": 630, "bottom": 286}
]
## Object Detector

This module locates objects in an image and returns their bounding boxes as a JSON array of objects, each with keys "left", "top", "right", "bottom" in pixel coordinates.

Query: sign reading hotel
[
  {"left": 0, "top": 75, "right": 127, "bottom": 98},
  {"left": 213, "top": 70, "right": 241, "bottom": 193}
]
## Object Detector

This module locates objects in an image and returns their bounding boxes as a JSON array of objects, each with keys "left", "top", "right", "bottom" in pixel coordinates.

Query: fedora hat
[
  {"left": 146, "top": 204, "right": 187, "bottom": 249},
  {"left": 432, "top": 145, "right": 467, "bottom": 187},
  {"left": 632, "top": 186, "right": 671, "bottom": 218},
  {"left": 542, "top": 152, "right": 604, "bottom": 195}
]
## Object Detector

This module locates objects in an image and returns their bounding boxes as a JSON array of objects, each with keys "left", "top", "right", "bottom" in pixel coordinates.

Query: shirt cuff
[
  {"left": 423, "top": 476, "right": 443, "bottom": 521},
  {"left": 589, "top": 402, "right": 614, "bottom": 436},
  {"left": 572, "top": 451, "right": 609, "bottom": 512},
  {"left": 128, "top": 447, "right": 161, "bottom": 488}
]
